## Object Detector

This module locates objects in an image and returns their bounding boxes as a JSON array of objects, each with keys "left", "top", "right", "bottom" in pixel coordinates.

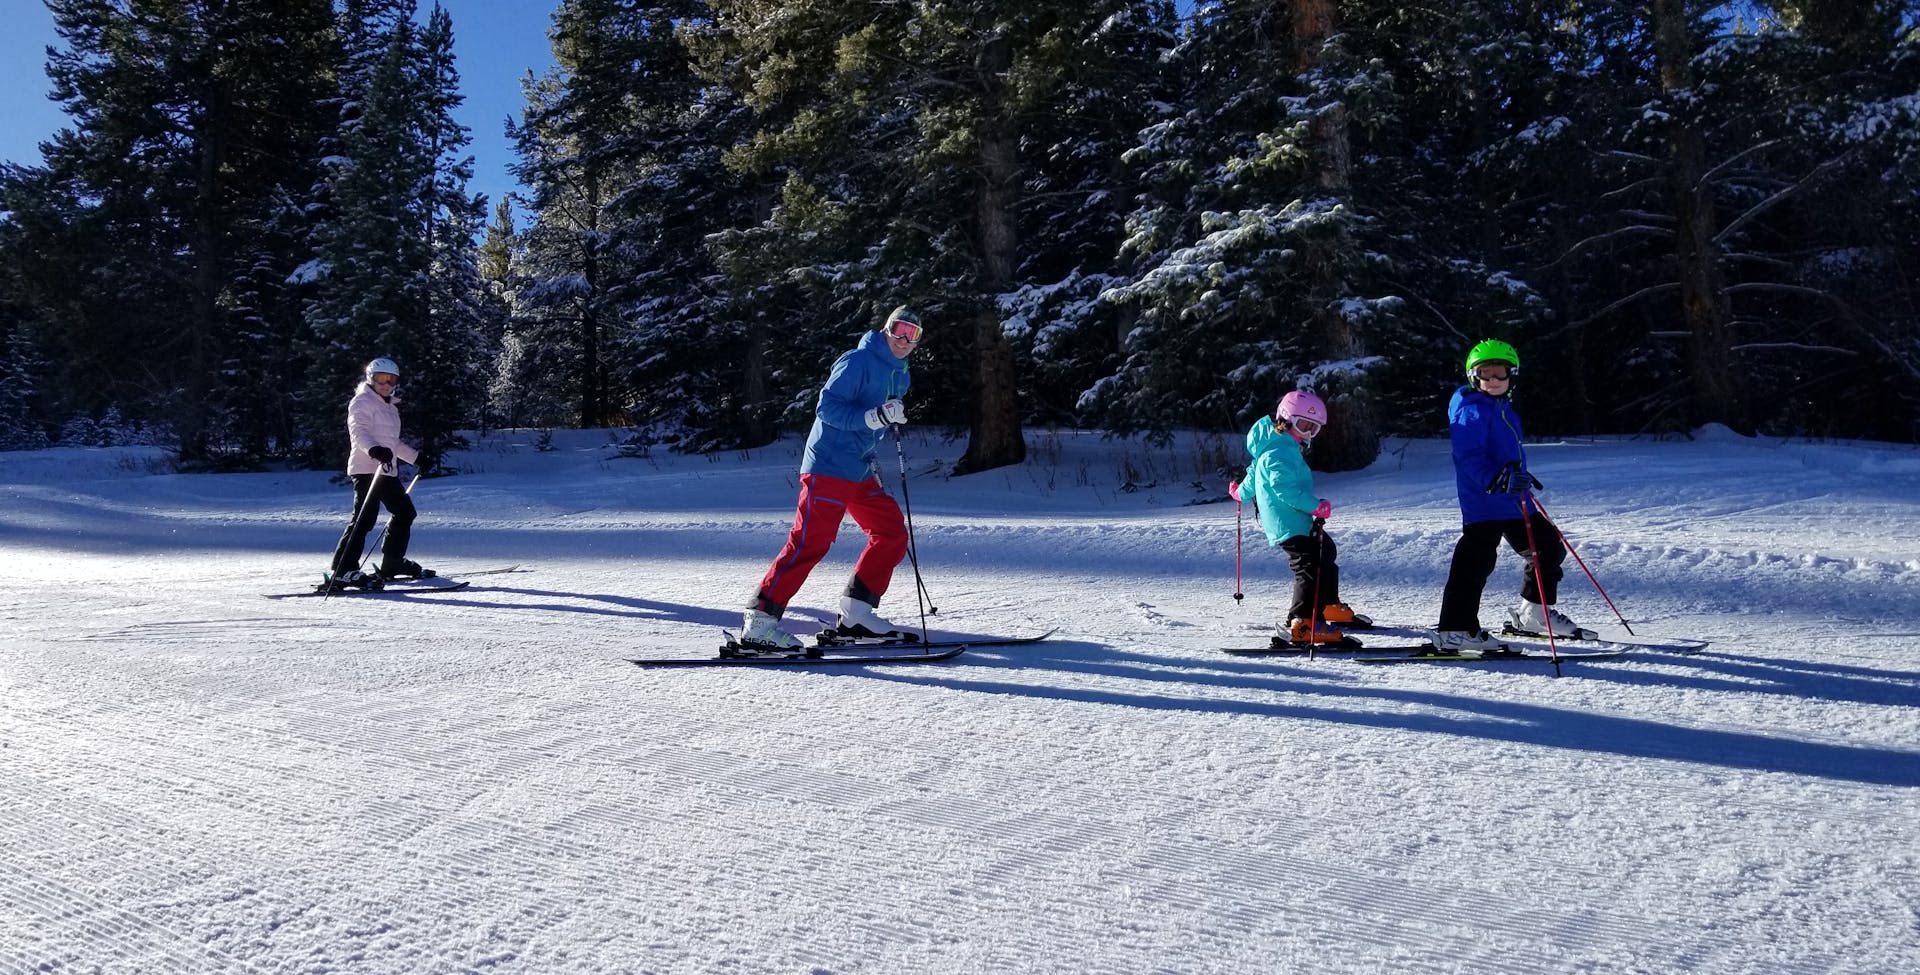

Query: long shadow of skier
[
  {"left": 845, "top": 638, "right": 1920, "bottom": 788},
  {"left": 414, "top": 586, "right": 737, "bottom": 627}
]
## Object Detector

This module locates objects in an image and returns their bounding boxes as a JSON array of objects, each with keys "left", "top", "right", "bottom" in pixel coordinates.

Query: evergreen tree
[
  {"left": 999, "top": 2, "right": 1180, "bottom": 427},
  {"left": 0, "top": 303, "right": 52, "bottom": 450},
  {"left": 410, "top": 3, "right": 493, "bottom": 466},
  {"left": 302, "top": 0, "right": 489, "bottom": 471},
  {"left": 506, "top": 0, "right": 647, "bottom": 430},
  {"left": 693, "top": 1, "right": 1171, "bottom": 473},
  {"left": 1100, "top": 0, "right": 1454, "bottom": 468},
  {"left": 24, "top": 0, "right": 335, "bottom": 465}
]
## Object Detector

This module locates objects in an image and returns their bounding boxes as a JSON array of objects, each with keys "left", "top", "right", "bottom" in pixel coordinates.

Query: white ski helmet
[{"left": 365, "top": 357, "right": 401, "bottom": 382}]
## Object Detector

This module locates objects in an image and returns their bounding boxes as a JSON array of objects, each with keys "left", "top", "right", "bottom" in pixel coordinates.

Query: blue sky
[{"left": 0, "top": 0, "right": 560, "bottom": 214}]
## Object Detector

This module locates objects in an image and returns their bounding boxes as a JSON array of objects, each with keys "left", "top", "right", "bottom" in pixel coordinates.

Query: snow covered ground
[{"left": 2, "top": 425, "right": 1917, "bottom": 974}]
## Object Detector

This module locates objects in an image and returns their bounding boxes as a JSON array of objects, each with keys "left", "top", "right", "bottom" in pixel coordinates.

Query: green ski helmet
[{"left": 1464, "top": 339, "right": 1519, "bottom": 377}]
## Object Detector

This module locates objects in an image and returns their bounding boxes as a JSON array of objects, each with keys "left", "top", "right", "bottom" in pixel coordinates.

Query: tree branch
[{"left": 1572, "top": 281, "right": 1680, "bottom": 328}]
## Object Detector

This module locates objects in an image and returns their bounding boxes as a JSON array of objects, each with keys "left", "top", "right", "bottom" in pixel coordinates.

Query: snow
[{"left": 3, "top": 427, "right": 1918, "bottom": 974}]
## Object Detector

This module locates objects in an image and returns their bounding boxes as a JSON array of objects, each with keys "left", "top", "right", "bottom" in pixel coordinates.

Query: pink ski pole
[
  {"left": 1525, "top": 494, "right": 1634, "bottom": 636},
  {"left": 1516, "top": 493, "right": 1561, "bottom": 674}
]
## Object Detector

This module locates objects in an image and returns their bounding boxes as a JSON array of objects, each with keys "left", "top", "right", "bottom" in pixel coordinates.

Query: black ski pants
[
  {"left": 1280, "top": 528, "right": 1341, "bottom": 622},
  {"left": 329, "top": 472, "right": 416, "bottom": 575},
  {"left": 1437, "top": 510, "right": 1565, "bottom": 632}
]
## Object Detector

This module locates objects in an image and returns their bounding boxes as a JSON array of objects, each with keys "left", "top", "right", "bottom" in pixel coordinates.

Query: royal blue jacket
[
  {"left": 1246, "top": 416, "right": 1319, "bottom": 545},
  {"left": 1449, "top": 385, "right": 1530, "bottom": 525},
  {"left": 801, "top": 330, "right": 912, "bottom": 481}
]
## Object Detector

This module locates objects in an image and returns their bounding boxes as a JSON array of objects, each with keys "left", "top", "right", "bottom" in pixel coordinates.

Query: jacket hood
[
  {"left": 858, "top": 328, "right": 907, "bottom": 367},
  {"left": 1246, "top": 415, "right": 1294, "bottom": 457}
]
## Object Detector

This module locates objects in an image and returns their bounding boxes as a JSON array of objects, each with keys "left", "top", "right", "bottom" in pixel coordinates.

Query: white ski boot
[
  {"left": 736, "top": 610, "right": 804, "bottom": 653},
  {"left": 833, "top": 595, "right": 905, "bottom": 639},
  {"left": 1426, "top": 629, "right": 1516, "bottom": 657},
  {"left": 1507, "top": 601, "right": 1599, "bottom": 641}
]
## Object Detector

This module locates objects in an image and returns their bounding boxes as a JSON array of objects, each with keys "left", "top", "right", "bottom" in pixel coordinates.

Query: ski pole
[
  {"left": 352, "top": 466, "right": 420, "bottom": 576},
  {"left": 1229, "top": 479, "right": 1245, "bottom": 606},
  {"left": 1524, "top": 494, "right": 1634, "bottom": 636},
  {"left": 1516, "top": 493, "right": 1561, "bottom": 675},
  {"left": 1307, "top": 517, "right": 1327, "bottom": 660},
  {"left": 891, "top": 424, "right": 933, "bottom": 647},
  {"left": 325, "top": 467, "right": 387, "bottom": 601}
]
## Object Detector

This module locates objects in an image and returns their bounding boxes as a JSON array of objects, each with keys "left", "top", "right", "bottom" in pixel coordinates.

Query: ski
[
  {"left": 1355, "top": 647, "right": 1629, "bottom": 664},
  {"left": 418, "top": 565, "right": 525, "bottom": 578},
  {"left": 1499, "top": 622, "right": 1600, "bottom": 641},
  {"left": 1540, "top": 633, "right": 1709, "bottom": 654},
  {"left": 1220, "top": 642, "right": 1436, "bottom": 656},
  {"left": 812, "top": 626, "right": 1057, "bottom": 652},
  {"left": 1496, "top": 627, "right": 1708, "bottom": 655},
  {"left": 632, "top": 645, "right": 967, "bottom": 668},
  {"left": 1358, "top": 621, "right": 1706, "bottom": 655},
  {"left": 1592, "top": 636, "right": 1709, "bottom": 654},
  {"left": 263, "top": 580, "right": 472, "bottom": 599}
]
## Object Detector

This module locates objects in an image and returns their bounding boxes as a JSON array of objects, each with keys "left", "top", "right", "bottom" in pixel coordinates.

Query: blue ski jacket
[
  {"left": 1449, "top": 385, "right": 1531, "bottom": 525},
  {"left": 1246, "top": 416, "right": 1319, "bottom": 545},
  {"left": 801, "top": 330, "right": 912, "bottom": 482}
]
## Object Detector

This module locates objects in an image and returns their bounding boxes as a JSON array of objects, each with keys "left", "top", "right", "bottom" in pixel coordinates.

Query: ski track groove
[
  {"left": 3, "top": 662, "right": 1609, "bottom": 974},
  {"left": 0, "top": 794, "right": 265, "bottom": 975},
  {"left": 22, "top": 633, "right": 1896, "bottom": 975},
  {"left": 14, "top": 573, "right": 1907, "bottom": 973},
  {"left": 22, "top": 649, "right": 1798, "bottom": 975},
  {"left": 1, "top": 724, "right": 636, "bottom": 975}
]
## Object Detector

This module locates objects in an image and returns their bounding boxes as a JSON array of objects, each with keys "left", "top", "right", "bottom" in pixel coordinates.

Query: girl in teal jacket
[{"left": 1241, "top": 390, "right": 1367, "bottom": 645}]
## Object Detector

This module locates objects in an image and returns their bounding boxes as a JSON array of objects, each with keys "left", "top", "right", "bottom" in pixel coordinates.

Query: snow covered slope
[{"left": 2, "top": 427, "right": 1916, "bottom": 974}]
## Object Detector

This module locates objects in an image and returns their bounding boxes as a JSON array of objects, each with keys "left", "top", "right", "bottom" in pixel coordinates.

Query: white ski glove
[{"left": 864, "top": 399, "right": 907, "bottom": 429}]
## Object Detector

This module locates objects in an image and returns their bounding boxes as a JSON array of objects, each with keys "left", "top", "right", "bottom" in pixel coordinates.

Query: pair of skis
[
  {"left": 1218, "top": 623, "right": 1705, "bottom": 664},
  {"left": 629, "top": 627, "right": 1058, "bottom": 668}
]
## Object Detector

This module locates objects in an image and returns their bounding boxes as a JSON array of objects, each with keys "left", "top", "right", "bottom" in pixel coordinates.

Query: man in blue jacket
[
  {"left": 1433, "top": 340, "right": 1593, "bottom": 654},
  {"left": 741, "top": 306, "right": 922, "bottom": 650}
]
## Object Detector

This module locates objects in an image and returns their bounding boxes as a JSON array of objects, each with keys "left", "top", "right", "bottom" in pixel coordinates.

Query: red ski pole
[
  {"left": 1307, "top": 518, "right": 1327, "bottom": 659},
  {"left": 1516, "top": 492, "right": 1561, "bottom": 674}
]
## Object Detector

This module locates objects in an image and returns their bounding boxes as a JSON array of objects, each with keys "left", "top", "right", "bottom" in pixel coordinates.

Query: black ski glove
[{"left": 368, "top": 445, "right": 394, "bottom": 464}]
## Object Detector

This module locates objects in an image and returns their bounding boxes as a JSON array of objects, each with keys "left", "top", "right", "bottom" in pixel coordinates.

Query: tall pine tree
[
  {"left": 23, "top": 0, "right": 335, "bottom": 464},
  {"left": 302, "top": 0, "right": 489, "bottom": 471},
  {"left": 693, "top": 1, "right": 1171, "bottom": 472}
]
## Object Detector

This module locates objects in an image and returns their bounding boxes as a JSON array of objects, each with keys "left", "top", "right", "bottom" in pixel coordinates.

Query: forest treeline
[{"left": 2, "top": 1, "right": 1916, "bottom": 473}]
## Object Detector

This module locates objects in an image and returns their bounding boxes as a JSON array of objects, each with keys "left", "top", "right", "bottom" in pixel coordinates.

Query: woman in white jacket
[{"left": 324, "top": 357, "right": 431, "bottom": 590}]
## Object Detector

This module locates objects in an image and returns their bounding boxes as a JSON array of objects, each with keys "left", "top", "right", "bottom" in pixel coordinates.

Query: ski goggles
[
  {"left": 370, "top": 373, "right": 399, "bottom": 387},
  {"left": 1473, "top": 365, "right": 1513, "bottom": 382},
  {"left": 885, "top": 320, "right": 923, "bottom": 344},
  {"left": 1290, "top": 416, "right": 1323, "bottom": 438}
]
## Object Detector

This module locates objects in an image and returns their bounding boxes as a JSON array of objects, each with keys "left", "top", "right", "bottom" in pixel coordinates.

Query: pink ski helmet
[{"left": 1276, "top": 390, "right": 1328, "bottom": 434}]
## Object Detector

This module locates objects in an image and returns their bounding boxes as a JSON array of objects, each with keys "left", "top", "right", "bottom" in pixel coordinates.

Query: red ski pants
[{"left": 752, "top": 473, "right": 908, "bottom": 616}]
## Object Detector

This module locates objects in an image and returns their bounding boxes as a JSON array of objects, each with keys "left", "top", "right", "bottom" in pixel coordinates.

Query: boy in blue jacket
[
  {"left": 1241, "top": 390, "right": 1369, "bottom": 645},
  {"left": 740, "top": 307, "right": 922, "bottom": 650},
  {"left": 1433, "top": 340, "right": 1594, "bottom": 655}
]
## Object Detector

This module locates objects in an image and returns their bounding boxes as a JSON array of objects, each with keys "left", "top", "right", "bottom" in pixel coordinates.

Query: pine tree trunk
[
  {"left": 954, "top": 38, "right": 1025, "bottom": 475},
  {"left": 1293, "top": 0, "right": 1349, "bottom": 193},
  {"left": 1651, "top": 0, "right": 1748, "bottom": 432},
  {"left": 739, "top": 311, "right": 774, "bottom": 447},
  {"left": 1291, "top": 0, "right": 1375, "bottom": 472},
  {"left": 578, "top": 178, "right": 607, "bottom": 427},
  {"left": 180, "top": 85, "right": 231, "bottom": 463}
]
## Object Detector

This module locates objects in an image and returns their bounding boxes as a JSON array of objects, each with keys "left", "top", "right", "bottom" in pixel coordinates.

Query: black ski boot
[
  {"left": 377, "top": 558, "right": 435, "bottom": 580},
  {"left": 318, "top": 569, "right": 383, "bottom": 593}
]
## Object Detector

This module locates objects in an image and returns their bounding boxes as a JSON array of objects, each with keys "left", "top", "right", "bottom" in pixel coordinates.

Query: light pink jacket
[{"left": 345, "top": 382, "right": 420, "bottom": 475}]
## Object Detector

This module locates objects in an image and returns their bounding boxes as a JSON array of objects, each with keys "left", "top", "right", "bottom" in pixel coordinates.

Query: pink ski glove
[
  {"left": 1310, "top": 499, "right": 1332, "bottom": 520},
  {"left": 1228, "top": 479, "right": 1243, "bottom": 502}
]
